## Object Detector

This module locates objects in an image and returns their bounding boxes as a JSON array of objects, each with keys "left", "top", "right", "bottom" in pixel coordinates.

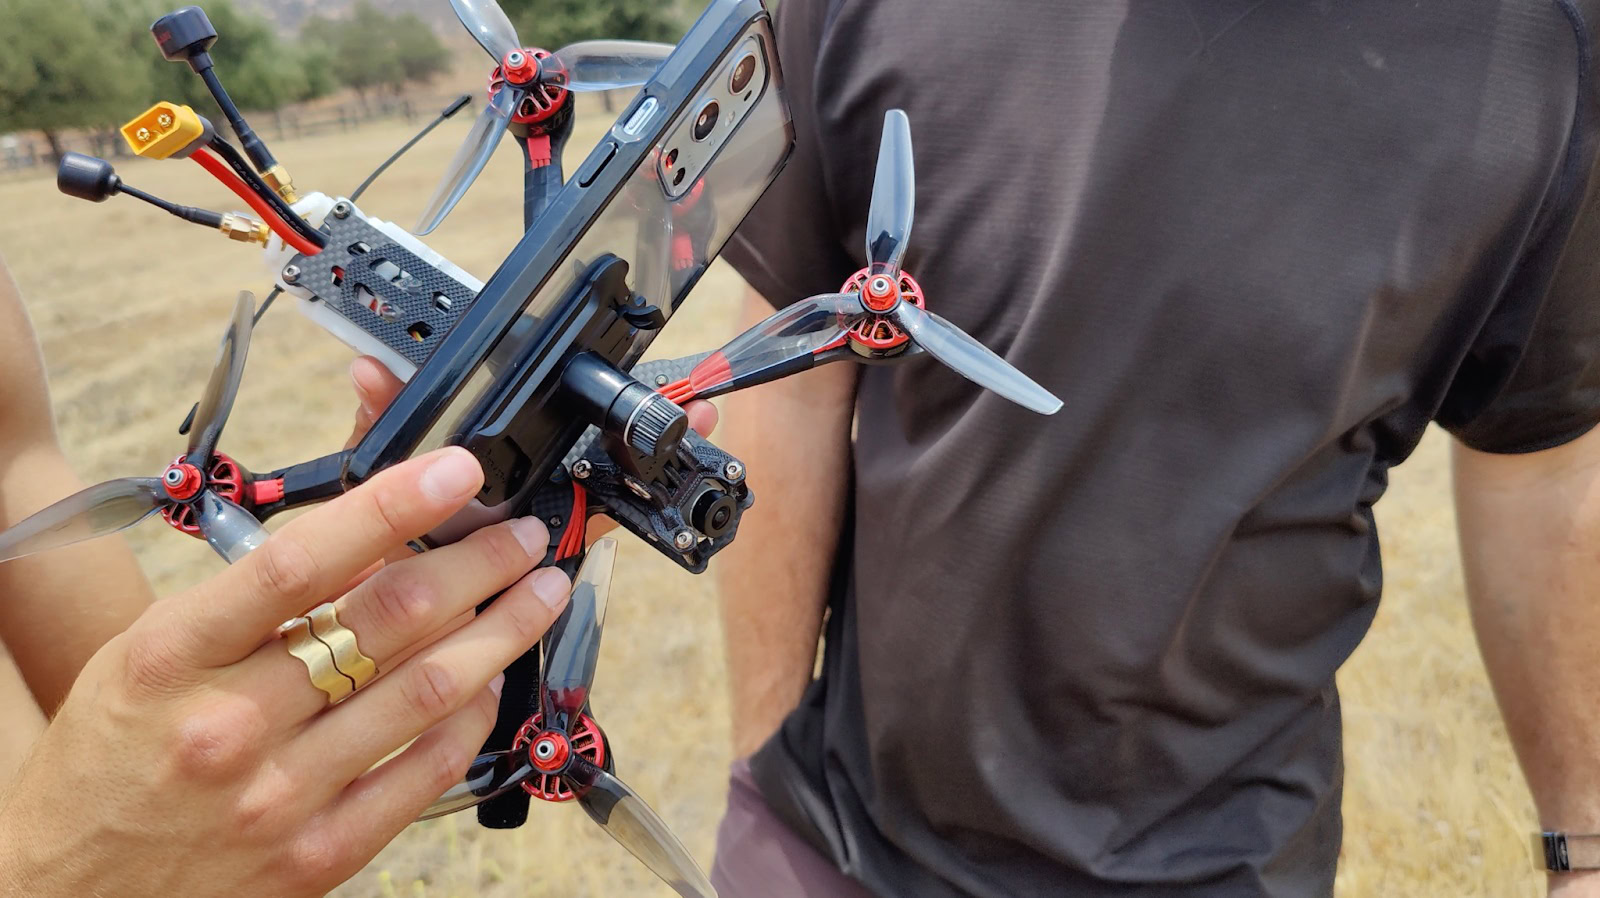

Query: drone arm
[{"left": 251, "top": 451, "right": 352, "bottom": 521}]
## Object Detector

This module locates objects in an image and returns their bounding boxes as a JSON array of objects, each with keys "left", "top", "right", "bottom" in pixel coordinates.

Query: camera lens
[
  {"left": 730, "top": 54, "right": 757, "bottom": 94},
  {"left": 692, "top": 101, "right": 720, "bottom": 142}
]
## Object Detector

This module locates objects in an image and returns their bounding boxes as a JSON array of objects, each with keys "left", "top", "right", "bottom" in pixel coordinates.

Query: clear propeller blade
[
  {"left": 0, "top": 478, "right": 166, "bottom": 562},
  {"left": 682, "top": 292, "right": 868, "bottom": 398},
  {"left": 195, "top": 492, "right": 269, "bottom": 564},
  {"left": 568, "top": 759, "right": 715, "bottom": 898},
  {"left": 540, "top": 538, "right": 616, "bottom": 730},
  {"left": 893, "top": 303, "right": 1062, "bottom": 415},
  {"left": 864, "top": 109, "right": 915, "bottom": 276},
  {"left": 415, "top": 86, "right": 519, "bottom": 236},
  {"left": 717, "top": 291, "right": 867, "bottom": 373},
  {"left": 418, "top": 749, "right": 536, "bottom": 820},
  {"left": 185, "top": 291, "right": 254, "bottom": 467},
  {"left": 548, "top": 40, "right": 673, "bottom": 92},
  {"left": 449, "top": 0, "right": 520, "bottom": 63}
]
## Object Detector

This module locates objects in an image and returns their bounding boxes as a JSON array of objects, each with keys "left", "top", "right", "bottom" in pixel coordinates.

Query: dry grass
[{"left": 0, "top": 105, "right": 1542, "bottom": 895}]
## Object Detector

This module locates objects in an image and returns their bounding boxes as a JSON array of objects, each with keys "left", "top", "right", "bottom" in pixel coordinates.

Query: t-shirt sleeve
[
  {"left": 1436, "top": 150, "right": 1600, "bottom": 454},
  {"left": 721, "top": 0, "right": 860, "bottom": 310}
]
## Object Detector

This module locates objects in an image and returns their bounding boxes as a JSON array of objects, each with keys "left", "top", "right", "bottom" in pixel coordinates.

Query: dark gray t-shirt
[{"left": 720, "top": 2, "right": 1600, "bottom": 894}]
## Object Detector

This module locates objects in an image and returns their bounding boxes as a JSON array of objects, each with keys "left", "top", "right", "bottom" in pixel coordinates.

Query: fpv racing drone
[{"left": 0, "top": 1, "right": 1060, "bottom": 895}]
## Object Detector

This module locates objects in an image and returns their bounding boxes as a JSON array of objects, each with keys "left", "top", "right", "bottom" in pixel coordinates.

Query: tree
[
  {"left": 303, "top": 2, "right": 451, "bottom": 106},
  {"left": 134, "top": 0, "right": 333, "bottom": 112},
  {"left": 0, "top": 0, "right": 154, "bottom": 159},
  {"left": 391, "top": 12, "right": 450, "bottom": 88},
  {"left": 497, "top": 0, "right": 693, "bottom": 51},
  {"left": 0, "top": 0, "right": 333, "bottom": 162}
]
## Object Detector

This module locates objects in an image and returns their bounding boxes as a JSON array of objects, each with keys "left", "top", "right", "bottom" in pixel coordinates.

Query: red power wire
[
  {"left": 556, "top": 483, "right": 588, "bottom": 560},
  {"left": 190, "top": 147, "right": 321, "bottom": 256}
]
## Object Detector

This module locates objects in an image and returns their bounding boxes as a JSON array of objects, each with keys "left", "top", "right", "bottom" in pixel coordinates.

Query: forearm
[
  {"left": 0, "top": 444, "right": 154, "bottom": 712},
  {"left": 716, "top": 289, "right": 857, "bottom": 758},
  {"left": 1455, "top": 427, "right": 1600, "bottom": 892},
  {"left": 0, "top": 260, "right": 153, "bottom": 712}
]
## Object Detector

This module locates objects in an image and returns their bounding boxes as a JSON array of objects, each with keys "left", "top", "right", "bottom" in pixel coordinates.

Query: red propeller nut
[
  {"left": 529, "top": 731, "right": 571, "bottom": 773},
  {"left": 862, "top": 273, "right": 900, "bottom": 312},
  {"left": 502, "top": 49, "right": 539, "bottom": 85},
  {"left": 162, "top": 463, "right": 204, "bottom": 501}
]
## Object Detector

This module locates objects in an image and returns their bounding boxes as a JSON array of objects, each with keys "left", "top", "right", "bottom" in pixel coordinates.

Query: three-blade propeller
[
  {"left": 0, "top": 293, "right": 267, "bottom": 564},
  {"left": 419, "top": 538, "right": 714, "bottom": 897},
  {"left": 415, "top": 0, "right": 673, "bottom": 235},
  {"left": 664, "top": 110, "right": 1063, "bottom": 416}
]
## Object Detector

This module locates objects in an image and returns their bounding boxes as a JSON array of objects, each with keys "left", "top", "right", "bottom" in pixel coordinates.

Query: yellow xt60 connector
[{"left": 121, "top": 102, "right": 208, "bottom": 159}]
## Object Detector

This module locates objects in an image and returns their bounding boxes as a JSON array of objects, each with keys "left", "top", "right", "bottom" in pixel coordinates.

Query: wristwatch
[{"left": 1536, "top": 832, "right": 1600, "bottom": 872}]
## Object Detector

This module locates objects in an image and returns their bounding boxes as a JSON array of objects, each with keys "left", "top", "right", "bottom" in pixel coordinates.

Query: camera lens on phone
[
  {"left": 730, "top": 54, "right": 757, "bottom": 94},
  {"left": 692, "top": 101, "right": 720, "bottom": 142}
]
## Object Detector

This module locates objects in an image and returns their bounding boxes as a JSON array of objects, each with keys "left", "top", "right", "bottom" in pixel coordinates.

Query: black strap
[{"left": 475, "top": 647, "right": 541, "bottom": 828}]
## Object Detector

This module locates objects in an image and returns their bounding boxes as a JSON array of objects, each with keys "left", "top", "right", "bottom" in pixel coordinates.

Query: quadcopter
[{"left": 0, "top": 2, "right": 1060, "bottom": 895}]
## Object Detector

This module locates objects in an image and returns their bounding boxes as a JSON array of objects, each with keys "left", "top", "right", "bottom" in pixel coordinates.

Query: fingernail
[
  {"left": 489, "top": 673, "right": 505, "bottom": 698},
  {"left": 419, "top": 450, "right": 481, "bottom": 501},
  {"left": 532, "top": 568, "right": 571, "bottom": 611},
  {"left": 510, "top": 517, "right": 547, "bottom": 557}
]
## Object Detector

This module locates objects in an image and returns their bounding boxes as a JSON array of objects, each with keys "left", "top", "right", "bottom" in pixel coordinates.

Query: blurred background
[{"left": 0, "top": 0, "right": 1546, "bottom": 895}]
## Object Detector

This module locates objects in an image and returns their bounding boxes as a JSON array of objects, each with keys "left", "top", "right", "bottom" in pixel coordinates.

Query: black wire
[
  {"left": 207, "top": 137, "right": 326, "bottom": 247},
  {"left": 118, "top": 183, "right": 226, "bottom": 229},
  {"left": 351, "top": 94, "right": 473, "bottom": 203},
  {"left": 199, "top": 66, "right": 278, "bottom": 173},
  {"left": 252, "top": 287, "right": 281, "bottom": 325}
]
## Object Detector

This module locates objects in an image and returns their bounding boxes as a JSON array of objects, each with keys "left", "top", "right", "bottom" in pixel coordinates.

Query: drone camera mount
[{"left": 559, "top": 351, "right": 688, "bottom": 477}]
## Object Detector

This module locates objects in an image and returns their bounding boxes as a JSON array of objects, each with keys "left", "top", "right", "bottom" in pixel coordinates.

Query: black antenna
[
  {"left": 350, "top": 94, "right": 474, "bottom": 203},
  {"left": 57, "top": 153, "right": 224, "bottom": 229},
  {"left": 152, "top": 6, "right": 294, "bottom": 196}
]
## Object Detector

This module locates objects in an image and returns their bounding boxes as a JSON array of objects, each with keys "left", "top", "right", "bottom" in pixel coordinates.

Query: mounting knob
[
  {"left": 152, "top": 6, "right": 218, "bottom": 72},
  {"left": 559, "top": 351, "right": 688, "bottom": 465},
  {"left": 57, "top": 153, "right": 120, "bottom": 202},
  {"left": 625, "top": 392, "right": 688, "bottom": 459}
]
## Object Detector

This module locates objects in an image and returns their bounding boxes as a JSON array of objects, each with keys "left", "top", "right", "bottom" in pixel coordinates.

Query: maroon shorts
[{"left": 710, "top": 759, "right": 877, "bottom": 898}]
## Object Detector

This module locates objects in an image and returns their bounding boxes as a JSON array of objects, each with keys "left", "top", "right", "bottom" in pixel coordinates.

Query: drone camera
[{"left": 121, "top": 102, "right": 209, "bottom": 159}]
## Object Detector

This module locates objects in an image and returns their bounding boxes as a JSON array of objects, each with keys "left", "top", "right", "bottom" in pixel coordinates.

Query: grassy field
[{"left": 0, "top": 105, "right": 1544, "bottom": 895}]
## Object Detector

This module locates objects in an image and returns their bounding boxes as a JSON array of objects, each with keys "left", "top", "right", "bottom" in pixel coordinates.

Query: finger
[
  {"left": 226, "top": 517, "right": 548, "bottom": 724},
  {"left": 288, "top": 679, "right": 501, "bottom": 886},
  {"left": 351, "top": 356, "right": 405, "bottom": 418},
  {"left": 684, "top": 399, "right": 717, "bottom": 437},
  {"left": 586, "top": 513, "right": 618, "bottom": 543},
  {"left": 346, "top": 358, "right": 407, "bottom": 449},
  {"left": 173, "top": 447, "right": 487, "bottom": 667},
  {"left": 343, "top": 405, "right": 376, "bottom": 451},
  {"left": 289, "top": 566, "right": 571, "bottom": 789}
]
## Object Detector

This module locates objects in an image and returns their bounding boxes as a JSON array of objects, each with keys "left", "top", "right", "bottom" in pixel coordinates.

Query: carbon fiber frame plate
[{"left": 291, "top": 208, "right": 480, "bottom": 367}]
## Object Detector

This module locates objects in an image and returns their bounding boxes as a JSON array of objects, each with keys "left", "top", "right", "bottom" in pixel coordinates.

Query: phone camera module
[
  {"left": 692, "top": 101, "right": 721, "bottom": 142},
  {"left": 730, "top": 54, "right": 758, "bottom": 94}
]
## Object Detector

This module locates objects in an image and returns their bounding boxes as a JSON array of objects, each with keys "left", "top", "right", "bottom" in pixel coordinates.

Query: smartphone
[{"left": 345, "top": 0, "right": 792, "bottom": 536}]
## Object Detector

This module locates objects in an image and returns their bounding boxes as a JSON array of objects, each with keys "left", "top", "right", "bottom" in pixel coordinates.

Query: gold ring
[
  {"left": 307, "top": 603, "right": 378, "bottom": 690},
  {"left": 280, "top": 616, "right": 355, "bottom": 705}
]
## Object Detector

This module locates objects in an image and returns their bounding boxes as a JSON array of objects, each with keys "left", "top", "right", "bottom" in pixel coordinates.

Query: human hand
[
  {"left": 1552, "top": 872, "right": 1600, "bottom": 897},
  {"left": 346, "top": 357, "right": 407, "bottom": 449},
  {"left": 0, "top": 448, "right": 570, "bottom": 897}
]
